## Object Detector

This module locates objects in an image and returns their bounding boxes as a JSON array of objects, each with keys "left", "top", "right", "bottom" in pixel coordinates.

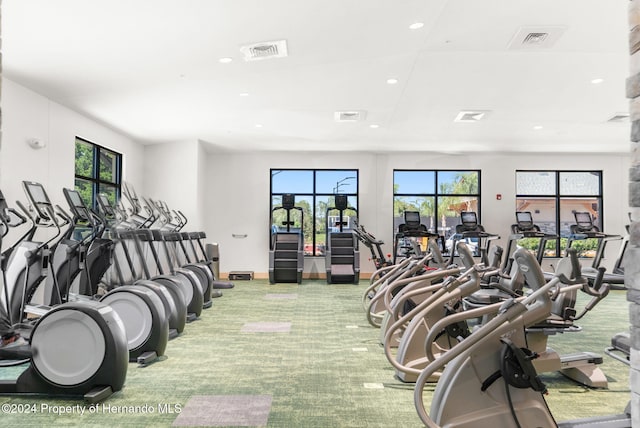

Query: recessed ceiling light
[
  {"left": 409, "top": 22, "right": 424, "bottom": 30},
  {"left": 219, "top": 57, "right": 233, "bottom": 64},
  {"left": 591, "top": 78, "right": 604, "bottom": 84},
  {"left": 387, "top": 78, "right": 399, "bottom": 85},
  {"left": 239, "top": 92, "right": 249, "bottom": 97},
  {"left": 255, "top": 124, "right": 263, "bottom": 128},
  {"left": 334, "top": 111, "right": 367, "bottom": 122},
  {"left": 533, "top": 125, "right": 543, "bottom": 130},
  {"left": 369, "top": 124, "right": 380, "bottom": 129}
]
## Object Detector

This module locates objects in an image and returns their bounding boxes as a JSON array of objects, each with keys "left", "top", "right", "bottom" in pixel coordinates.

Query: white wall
[
  {"left": 0, "top": 78, "right": 145, "bottom": 240},
  {"left": 0, "top": 77, "right": 630, "bottom": 277},
  {"left": 204, "top": 151, "right": 380, "bottom": 277},
  {"left": 197, "top": 140, "right": 207, "bottom": 233},
  {"left": 142, "top": 139, "right": 203, "bottom": 231},
  {"left": 204, "top": 150, "right": 630, "bottom": 276}
]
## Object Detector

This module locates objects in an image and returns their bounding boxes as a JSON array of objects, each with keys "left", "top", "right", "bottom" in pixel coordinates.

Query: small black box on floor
[{"left": 228, "top": 271, "right": 254, "bottom": 280}]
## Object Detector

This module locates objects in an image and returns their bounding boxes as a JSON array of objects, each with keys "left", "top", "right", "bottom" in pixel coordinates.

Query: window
[
  {"left": 74, "top": 137, "right": 122, "bottom": 208},
  {"left": 393, "top": 169, "right": 481, "bottom": 240},
  {"left": 270, "top": 169, "right": 358, "bottom": 256},
  {"left": 515, "top": 170, "right": 602, "bottom": 257}
]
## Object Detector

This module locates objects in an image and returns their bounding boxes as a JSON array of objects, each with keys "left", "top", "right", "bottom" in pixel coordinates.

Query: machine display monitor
[
  {"left": 404, "top": 211, "right": 420, "bottom": 226},
  {"left": 68, "top": 190, "right": 85, "bottom": 208},
  {"left": 334, "top": 194, "right": 348, "bottom": 211},
  {"left": 23, "top": 181, "right": 52, "bottom": 220},
  {"left": 516, "top": 212, "right": 534, "bottom": 230},
  {"left": 461, "top": 211, "right": 478, "bottom": 228},
  {"left": 574, "top": 212, "right": 593, "bottom": 229},
  {"left": 96, "top": 194, "right": 116, "bottom": 218},
  {"left": 25, "top": 182, "right": 50, "bottom": 205},
  {"left": 63, "top": 188, "right": 90, "bottom": 220},
  {"left": 123, "top": 182, "right": 140, "bottom": 210},
  {"left": 282, "top": 193, "right": 295, "bottom": 209},
  {"left": 97, "top": 194, "right": 111, "bottom": 210}
]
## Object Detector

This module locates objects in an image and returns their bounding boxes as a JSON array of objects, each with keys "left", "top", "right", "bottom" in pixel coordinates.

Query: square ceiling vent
[
  {"left": 454, "top": 110, "right": 489, "bottom": 123},
  {"left": 508, "top": 26, "right": 566, "bottom": 50},
  {"left": 334, "top": 111, "right": 367, "bottom": 122},
  {"left": 240, "top": 40, "right": 288, "bottom": 61}
]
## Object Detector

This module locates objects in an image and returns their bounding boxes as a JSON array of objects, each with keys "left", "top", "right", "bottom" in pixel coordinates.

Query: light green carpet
[{"left": 0, "top": 279, "right": 631, "bottom": 427}]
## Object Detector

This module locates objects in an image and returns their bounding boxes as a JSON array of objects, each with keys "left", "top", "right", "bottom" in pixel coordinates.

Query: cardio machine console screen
[
  {"left": 334, "top": 194, "right": 348, "bottom": 211},
  {"left": 404, "top": 211, "right": 420, "bottom": 226},
  {"left": 516, "top": 212, "right": 534, "bottom": 230},
  {"left": 69, "top": 190, "right": 85, "bottom": 208},
  {"left": 461, "top": 212, "right": 478, "bottom": 228},
  {"left": 97, "top": 194, "right": 114, "bottom": 216},
  {"left": 23, "top": 181, "right": 52, "bottom": 219},
  {"left": 574, "top": 212, "right": 594, "bottom": 231},
  {"left": 25, "top": 182, "right": 50, "bottom": 205},
  {"left": 281, "top": 193, "right": 295, "bottom": 210},
  {"left": 98, "top": 193, "right": 116, "bottom": 217},
  {"left": 63, "top": 188, "right": 91, "bottom": 221}
]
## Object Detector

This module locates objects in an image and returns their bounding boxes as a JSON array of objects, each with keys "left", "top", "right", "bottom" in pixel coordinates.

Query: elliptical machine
[
  {"left": 119, "top": 183, "right": 204, "bottom": 322},
  {"left": 95, "top": 194, "right": 186, "bottom": 339},
  {"left": 0, "top": 185, "right": 128, "bottom": 402},
  {"left": 60, "top": 188, "right": 168, "bottom": 366}
]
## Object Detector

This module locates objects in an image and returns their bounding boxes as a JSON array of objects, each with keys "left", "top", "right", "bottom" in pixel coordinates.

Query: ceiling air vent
[
  {"left": 334, "top": 111, "right": 367, "bottom": 122},
  {"left": 523, "top": 32, "right": 548, "bottom": 45},
  {"left": 508, "top": 26, "right": 566, "bottom": 50},
  {"left": 240, "top": 40, "right": 288, "bottom": 61},
  {"left": 454, "top": 110, "right": 489, "bottom": 123},
  {"left": 607, "top": 113, "right": 630, "bottom": 123}
]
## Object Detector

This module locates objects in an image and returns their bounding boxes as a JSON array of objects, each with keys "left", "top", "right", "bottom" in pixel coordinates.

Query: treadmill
[
  {"left": 392, "top": 211, "right": 438, "bottom": 264},
  {"left": 567, "top": 212, "right": 624, "bottom": 290},
  {"left": 446, "top": 211, "right": 499, "bottom": 266},
  {"left": 503, "top": 211, "right": 558, "bottom": 272}
]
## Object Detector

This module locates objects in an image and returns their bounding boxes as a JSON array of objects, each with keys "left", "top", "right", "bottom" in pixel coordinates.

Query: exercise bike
[{"left": 413, "top": 247, "right": 630, "bottom": 427}]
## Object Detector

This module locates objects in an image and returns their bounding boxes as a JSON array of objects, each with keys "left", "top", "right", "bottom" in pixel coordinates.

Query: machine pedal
[
  {"left": 137, "top": 351, "right": 158, "bottom": 366},
  {"left": 84, "top": 386, "right": 113, "bottom": 404}
]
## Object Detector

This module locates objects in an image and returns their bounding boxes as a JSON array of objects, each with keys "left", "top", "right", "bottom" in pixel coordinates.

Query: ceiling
[{"left": 2, "top": 0, "right": 631, "bottom": 153}]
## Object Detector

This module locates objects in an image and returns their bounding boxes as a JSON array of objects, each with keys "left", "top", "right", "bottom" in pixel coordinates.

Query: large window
[
  {"left": 515, "top": 171, "right": 603, "bottom": 257},
  {"left": 270, "top": 169, "right": 358, "bottom": 256},
  {"left": 393, "top": 170, "right": 481, "bottom": 240},
  {"left": 74, "top": 137, "right": 122, "bottom": 208}
]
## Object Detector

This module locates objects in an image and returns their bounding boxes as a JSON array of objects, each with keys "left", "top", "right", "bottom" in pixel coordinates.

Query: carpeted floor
[{"left": 0, "top": 278, "right": 631, "bottom": 427}]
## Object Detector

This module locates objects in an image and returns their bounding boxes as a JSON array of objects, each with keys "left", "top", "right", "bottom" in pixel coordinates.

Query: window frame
[
  {"left": 74, "top": 136, "right": 122, "bottom": 209},
  {"left": 515, "top": 170, "right": 603, "bottom": 258},
  {"left": 270, "top": 168, "right": 359, "bottom": 257},
  {"left": 392, "top": 169, "right": 482, "bottom": 239}
]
